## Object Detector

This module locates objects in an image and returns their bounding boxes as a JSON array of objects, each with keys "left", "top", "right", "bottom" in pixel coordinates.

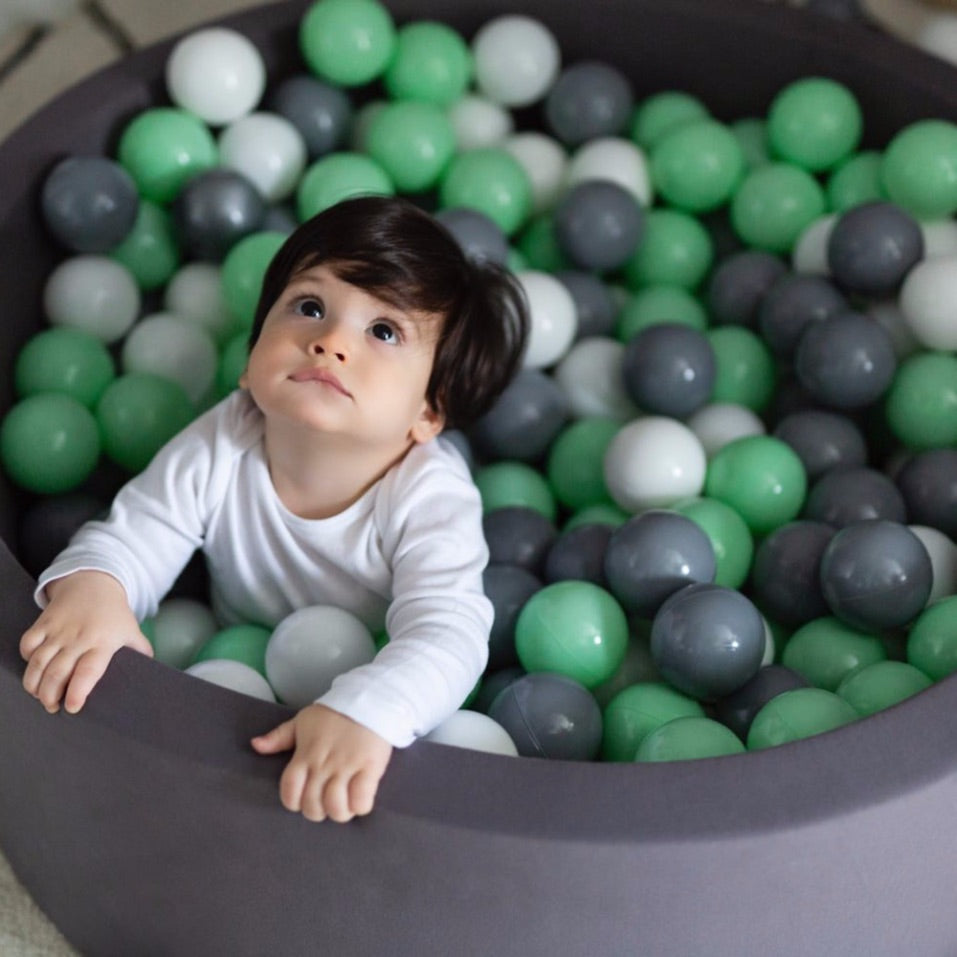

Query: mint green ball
[
  {"left": 837, "top": 661, "right": 932, "bottom": 717},
  {"left": 1, "top": 394, "right": 100, "bottom": 493},
  {"left": 439, "top": 148, "right": 532, "bottom": 236},
  {"left": 747, "top": 687, "right": 858, "bottom": 749},
  {"left": 630, "top": 91, "right": 709, "bottom": 150},
  {"left": 705, "top": 435, "right": 807, "bottom": 536},
  {"left": 602, "top": 681, "right": 705, "bottom": 761},
  {"left": 636, "top": 716, "right": 745, "bottom": 762},
  {"left": 827, "top": 151, "right": 886, "bottom": 212},
  {"left": 767, "top": 77, "right": 863, "bottom": 172},
  {"left": 192, "top": 624, "right": 272, "bottom": 676},
  {"left": 296, "top": 152, "right": 394, "bottom": 222},
  {"left": 220, "top": 230, "right": 287, "bottom": 329},
  {"left": 881, "top": 119, "right": 957, "bottom": 219},
  {"left": 15, "top": 327, "right": 115, "bottom": 407},
  {"left": 110, "top": 200, "right": 180, "bottom": 291},
  {"left": 546, "top": 417, "right": 620, "bottom": 512},
  {"left": 217, "top": 333, "right": 250, "bottom": 398},
  {"left": 299, "top": 0, "right": 396, "bottom": 87},
  {"left": 907, "top": 595, "right": 957, "bottom": 681},
  {"left": 384, "top": 20, "right": 472, "bottom": 105},
  {"left": 117, "top": 108, "right": 218, "bottom": 204},
  {"left": 672, "top": 497, "right": 754, "bottom": 590},
  {"left": 731, "top": 117, "right": 771, "bottom": 170},
  {"left": 622, "top": 208, "right": 713, "bottom": 290},
  {"left": 884, "top": 352, "right": 957, "bottom": 450},
  {"left": 782, "top": 616, "right": 886, "bottom": 692},
  {"left": 516, "top": 215, "right": 570, "bottom": 273},
  {"left": 707, "top": 326, "right": 777, "bottom": 412},
  {"left": 515, "top": 581, "right": 629, "bottom": 689},
  {"left": 474, "top": 461, "right": 556, "bottom": 521},
  {"left": 564, "top": 503, "right": 630, "bottom": 531},
  {"left": 616, "top": 285, "right": 708, "bottom": 341}
]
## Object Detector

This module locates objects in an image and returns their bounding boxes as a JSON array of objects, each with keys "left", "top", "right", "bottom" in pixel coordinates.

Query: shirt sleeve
[{"left": 317, "top": 442, "right": 492, "bottom": 748}]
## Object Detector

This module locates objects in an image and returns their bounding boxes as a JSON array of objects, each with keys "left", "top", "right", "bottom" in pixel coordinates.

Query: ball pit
[{"left": 3, "top": 1, "right": 957, "bottom": 954}]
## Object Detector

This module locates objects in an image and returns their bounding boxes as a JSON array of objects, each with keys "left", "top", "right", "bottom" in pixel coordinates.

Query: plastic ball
[
  {"left": 488, "top": 672, "right": 602, "bottom": 760},
  {"left": 621, "top": 323, "right": 716, "bottom": 418},
  {"left": 617, "top": 285, "right": 708, "bottom": 341},
  {"left": 265, "top": 604, "right": 377, "bottom": 708},
  {"left": 220, "top": 230, "right": 287, "bottom": 329},
  {"left": 622, "top": 208, "right": 713, "bottom": 290},
  {"left": 267, "top": 74, "right": 353, "bottom": 159},
  {"left": 144, "top": 597, "right": 218, "bottom": 670},
  {"left": 705, "top": 435, "right": 807, "bottom": 535},
  {"left": 896, "top": 449, "right": 957, "bottom": 539},
  {"left": 747, "top": 687, "right": 858, "bottom": 749},
  {"left": 907, "top": 595, "right": 957, "bottom": 680},
  {"left": 827, "top": 150, "right": 885, "bottom": 212},
  {"left": 631, "top": 91, "right": 709, "bottom": 150},
  {"left": 685, "top": 402, "right": 766, "bottom": 459},
  {"left": 837, "top": 660, "right": 932, "bottom": 717},
  {"left": 96, "top": 373, "right": 194, "bottom": 474},
  {"left": 731, "top": 117, "right": 771, "bottom": 169},
  {"left": 920, "top": 218, "right": 957, "bottom": 258},
  {"left": 503, "top": 132, "right": 568, "bottom": 214},
  {"left": 881, "top": 119, "right": 957, "bottom": 219},
  {"left": 515, "top": 270, "right": 578, "bottom": 368},
  {"left": 483, "top": 507, "right": 557, "bottom": 575},
  {"left": 757, "top": 273, "right": 847, "bottom": 358},
  {"left": 423, "top": 710, "right": 518, "bottom": 756},
  {"left": 749, "top": 520, "right": 835, "bottom": 628},
  {"left": 711, "top": 664, "right": 809, "bottom": 740},
  {"left": 706, "top": 249, "right": 788, "bottom": 329},
  {"left": 603, "top": 417, "right": 707, "bottom": 513},
  {"left": 41, "top": 155, "right": 139, "bottom": 253},
  {"left": 14, "top": 327, "right": 115, "bottom": 408},
  {"left": 819, "top": 520, "right": 933, "bottom": 632},
  {"left": 601, "top": 681, "right": 704, "bottom": 761},
  {"left": 447, "top": 95, "right": 514, "bottom": 151},
  {"left": 909, "top": 525, "right": 957, "bottom": 604},
  {"left": 515, "top": 580, "right": 628, "bottom": 689},
  {"left": 217, "top": 112, "right": 308, "bottom": 204},
  {"left": 826, "top": 201, "right": 922, "bottom": 297},
  {"left": 552, "top": 338, "right": 638, "bottom": 421},
  {"left": 635, "top": 715, "right": 746, "bottom": 761},
  {"left": 474, "top": 461, "right": 556, "bottom": 520},
  {"left": 782, "top": 615, "right": 886, "bottom": 692},
  {"left": 884, "top": 352, "right": 957, "bottom": 450},
  {"left": 43, "top": 255, "right": 140, "bottom": 344},
  {"left": 555, "top": 271, "right": 617, "bottom": 339},
  {"left": 299, "top": 0, "right": 396, "bottom": 87},
  {"left": 772, "top": 409, "right": 867, "bottom": 481},
  {"left": 545, "top": 417, "right": 620, "bottom": 512},
  {"left": 899, "top": 255, "right": 957, "bottom": 352},
  {"left": 384, "top": 20, "right": 472, "bottom": 106},
  {"left": 0, "top": 394, "right": 100, "bottom": 494},
  {"left": 803, "top": 467, "right": 906, "bottom": 528},
  {"left": 671, "top": 496, "right": 754, "bottom": 590},
  {"left": 516, "top": 214, "right": 568, "bottom": 274},
  {"left": 792, "top": 213, "right": 836, "bottom": 275},
  {"left": 109, "top": 200, "right": 181, "bottom": 292},
  {"left": 116, "top": 108, "right": 218, "bottom": 204},
  {"left": 545, "top": 60, "right": 633, "bottom": 146},
  {"left": 163, "top": 263, "right": 235, "bottom": 346},
  {"left": 296, "top": 152, "right": 394, "bottom": 221},
  {"left": 192, "top": 623, "right": 272, "bottom": 675},
  {"left": 471, "top": 14, "right": 560, "bottom": 108},
  {"left": 440, "top": 148, "right": 531, "bottom": 236},
  {"left": 166, "top": 27, "right": 266, "bottom": 126},
  {"left": 185, "top": 659, "right": 276, "bottom": 701},
  {"left": 553, "top": 180, "right": 643, "bottom": 273},
  {"left": 564, "top": 136, "right": 653, "bottom": 206},
  {"left": 435, "top": 208, "right": 509, "bottom": 266},
  {"left": 473, "top": 667, "right": 525, "bottom": 714},
  {"left": 766, "top": 77, "right": 862, "bottom": 172},
  {"left": 483, "top": 563, "right": 541, "bottom": 671},
  {"left": 603, "top": 510, "right": 716, "bottom": 617},
  {"left": 544, "top": 523, "right": 613, "bottom": 587}
]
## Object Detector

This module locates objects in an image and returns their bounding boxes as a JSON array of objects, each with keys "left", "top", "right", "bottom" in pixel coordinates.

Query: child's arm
[
  {"left": 251, "top": 704, "right": 392, "bottom": 823},
  {"left": 20, "top": 570, "right": 153, "bottom": 714}
]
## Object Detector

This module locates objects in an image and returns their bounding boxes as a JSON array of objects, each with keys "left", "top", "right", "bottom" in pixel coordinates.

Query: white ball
[
  {"left": 761, "top": 617, "right": 776, "bottom": 667},
  {"left": 165, "top": 27, "right": 266, "bottom": 126},
  {"left": 265, "top": 605, "right": 377, "bottom": 708},
  {"left": 471, "top": 15, "right": 560, "bottom": 108},
  {"left": 147, "top": 597, "right": 218, "bottom": 670},
  {"left": 43, "top": 255, "right": 140, "bottom": 343},
  {"left": 552, "top": 336, "right": 639, "bottom": 421},
  {"left": 920, "top": 218, "right": 957, "bottom": 258},
  {"left": 899, "top": 254, "right": 957, "bottom": 350},
  {"left": 185, "top": 659, "right": 276, "bottom": 702},
  {"left": 916, "top": 14, "right": 957, "bottom": 67},
  {"left": 163, "top": 262, "right": 235, "bottom": 345},
  {"left": 909, "top": 524, "right": 957, "bottom": 603},
  {"left": 218, "top": 112, "right": 308, "bottom": 203},
  {"left": 603, "top": 416, "right": 707, "bottom": 512},
  {"left": 792, "top": 213, "right": 836, "bottom": 275},
  {"left": 423, "top": 710, "right": 518, "bottom": 756},
  {"left": 518, "top": 270, "right": 578, "bottom": 369},
  {"left": 867, "top": 298, "right": 922, "bottom": 360},
  {"left": 503, "top": 131, "right": 568, "bottom": 213},
  {"left": 447, "top": 95, "right": 514, "bottom": 151},
  {"left": 121, "top": 312, "right": 218, "bottom": 405},
  {"left": 686, "top": 402, "right": 766, "bottom": 458},
  {"left": 564, "top": 137, "right": 653, "bottom": 206}
]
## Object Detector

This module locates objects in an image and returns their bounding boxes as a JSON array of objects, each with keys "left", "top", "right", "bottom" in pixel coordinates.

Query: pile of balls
[{"left": 2, "top": 0, "right": 957, "bottom": 764}]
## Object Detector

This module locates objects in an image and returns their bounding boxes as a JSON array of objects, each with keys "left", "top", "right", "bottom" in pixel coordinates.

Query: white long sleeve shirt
[{"left": 36, "top": 391, "right": 492, "bottom": 747}]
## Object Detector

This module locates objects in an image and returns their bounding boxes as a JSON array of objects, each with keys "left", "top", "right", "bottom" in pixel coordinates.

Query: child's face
[{"left": 241, "top": 264, "right": 444, "bottom": 449}]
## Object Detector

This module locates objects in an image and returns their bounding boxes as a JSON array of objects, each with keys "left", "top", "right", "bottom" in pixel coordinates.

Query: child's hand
[
  {"left": 20, "top": 570, "right": 153, "bottom": 715},
  {"left": 251, "top": 703, "right": 393, "bottom": 823}
]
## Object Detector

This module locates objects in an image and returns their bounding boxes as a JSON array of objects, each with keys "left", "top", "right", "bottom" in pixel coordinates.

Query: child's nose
[{"left": 308, "top": 324, "right": 347, "bottom": 363}]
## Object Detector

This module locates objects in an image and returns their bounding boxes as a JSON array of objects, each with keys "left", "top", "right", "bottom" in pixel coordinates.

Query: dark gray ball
[
  {"left": 41, "top": 156, "right": 139, "bottom": 253},
  {"left": 650, "top": 583, "right": 765, "bottom": 701},
  {"left": 773, "top": 409, "right": 868, "bottom": 481},
  {"left": 261, "top": 205, "right": 298, "bottom": 236},
  {"left": 435, "top": 207, "right": 510, "bottom": 266},
  {"left": 483, "top": 507, "right": 557, "bottom": 575},
  {"left": 544, "top": 61, "right": 634, "bottom": 146},
  {"left": 555, "top": 271, "right": 618, "bottom": 339},
  {"left": 794, "top": 312, "right": 897, "bottom": 409},
  {"left": 803, "top": 466, "right": 907, "bottom": 527},
  {"left": 553, "top": 180, "right": 644, "bottom": 272},
  {"left": 896, "top": 449, "right": 957, "bottom": 539},
  {"left": 483, "top": 564, "right": 542, "bottom": 672},
  {"left": 473, "top": 667, "right": 525, "bottom": 714},
  {"left": 712, "top": 664, "right": 809, "bottom": 739},
  {"left": 469, "top": 369, "right": 568, "bottom": 462},
  {"left": 819, "top": 520, "right": 933, "bottom": 632},
  {"left": 758, "top": 274, "right": 848, "bottom": 357},
  {"left": 621, "top": 322, "right": 716, "bottom": 418},
  {"left": 827, "top": 201, "right": 923, "bottom": 297},
  {"left": 750, "top": 520, "right": 836, "bottom": 628},
  {"left": 172, "top": 169, "right": 266, "bottom": 261},
  {"left": 544, "top": 523, "right": 613, "bottom": 586},
  {"left": 488, "top": 672, "right": 603, "bottom": 760},
  {"left": 268, "top": 74, "right": 353, "bottom": 158},
  {"left": 604, "top": 510, "right": 716, "bottom": 618},
  {"left": 706, "top": 250, "right": 788, "bottom": 328}
]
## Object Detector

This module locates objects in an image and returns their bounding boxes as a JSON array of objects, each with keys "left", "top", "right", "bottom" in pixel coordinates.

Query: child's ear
[
  {"left": 238, "top": 367, "right": 249, "bottom": 390},
  {"left": 410, "top": 403, "right": 444, "bottom": 444}
]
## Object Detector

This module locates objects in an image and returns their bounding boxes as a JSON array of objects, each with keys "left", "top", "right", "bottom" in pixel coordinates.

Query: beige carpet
[{"left": 0, "top": 852, "right": 76, "bottom": 956}]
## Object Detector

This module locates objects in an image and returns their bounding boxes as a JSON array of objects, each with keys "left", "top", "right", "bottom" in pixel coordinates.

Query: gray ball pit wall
[{"left": 2, "top": 2, "right": 957, "bottom": 954}]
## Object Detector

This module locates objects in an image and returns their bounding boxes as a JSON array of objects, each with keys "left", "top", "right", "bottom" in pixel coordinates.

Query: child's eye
[
  {"left": 295, "top": 298, "right": 324, "bottom": 319},
  {"left": 370, "top": 321, "right": 400, "bottom": 344}
]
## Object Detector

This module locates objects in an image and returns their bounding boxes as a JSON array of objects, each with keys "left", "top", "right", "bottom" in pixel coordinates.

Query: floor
[{"left": 0, "top": 0, "right": 955, "bottom": 953}]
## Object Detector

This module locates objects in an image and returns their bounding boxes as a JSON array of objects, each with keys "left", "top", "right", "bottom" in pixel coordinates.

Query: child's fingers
[
  {"left": 321, "top": 772, "right": 355, "bottom": 823},
  {"left": 21, "top": 636, "right": 60, "bottom": 696},
  {"left": 63, "top": 647, "right": 113, "bottom": 715},
  {"left": 250, "top": 719, "right": 296, "bottom": 754},
  {"left": 35, "top": 647, "right": 80, "bottom": 713},
  {"left": 19, "top": 624, "right": 49, "bottom": 661},
  {"left": 279, "top": 760, "right": 313, "bottom": 817},
  {"left": 348, "top": 767, "right": 380, "bottom": 818}
]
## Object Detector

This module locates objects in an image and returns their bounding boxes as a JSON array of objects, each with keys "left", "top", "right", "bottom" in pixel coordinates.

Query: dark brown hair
[{"left": 248, "top": 196, "right": 529, "bottom": 431}]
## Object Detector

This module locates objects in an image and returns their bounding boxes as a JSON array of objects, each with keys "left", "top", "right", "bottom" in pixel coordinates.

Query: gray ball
[
  {"left": 773, "top": 409, "right": 868, "bottom": 481},
  {"left": 650, "top": 583, "right": 765, "bottom": 701},
  {"left": 706, "top": 250, "right": 788, "bottom": 328},
  {"left": 758, "top": 274, "right": 848, "bottom": 357},
  {"left": 544, "top": 61, "right": 634, "bottom": 146},
  {"left": 488, "top": 672, "right": 603, "bottom": 760},
  {"left": 896, "top": 448, "right": 957, "bottom": 539},
  {"left": 435, "top": 207, "right": 509, "bottom": 266},
  {"left": 803, "top": 466, "right": 907, "bottom": 528},
  {"left": 556, "top": 271, "right": 618, "bottom": 339},
  {"left": 712, "top": 664, "right": 809, "bottom": 740},
  {"left": 41, "top": 156, "right": 139, "bottom": 253},
  {"left": 544, "top": 523, "right": 613, "bottom": 587},
  {"left": 553, "top": 180, "right": 644, "bottom": 272},
  {"left": 268, "top": 74, "right": 353, "bottom": 158},
  {"left": 483, "top": 564, "right": 542, "bottom": 672},
  {"left": 483, "top": 507, "right": 557, "bottom": 575}
]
